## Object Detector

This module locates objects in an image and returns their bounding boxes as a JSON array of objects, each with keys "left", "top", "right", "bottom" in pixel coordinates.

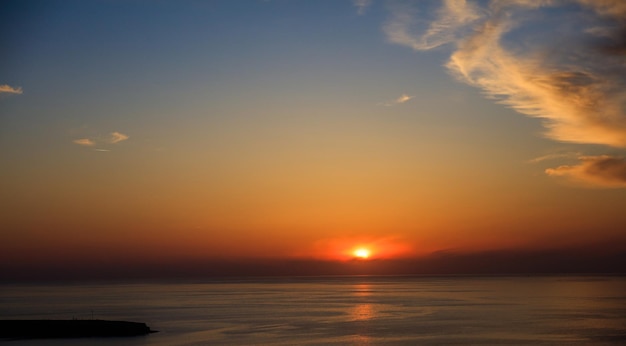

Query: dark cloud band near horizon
[
  {"left": 2, "top": 245, "right": 625, "bottom": 282},
  {"left": 384, "top": 0, "right": 626, "bottom": 188}
]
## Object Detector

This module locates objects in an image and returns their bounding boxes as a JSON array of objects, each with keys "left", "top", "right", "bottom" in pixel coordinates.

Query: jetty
[{"left": 0, "top": 320, "right": 156, "bottom": 339}]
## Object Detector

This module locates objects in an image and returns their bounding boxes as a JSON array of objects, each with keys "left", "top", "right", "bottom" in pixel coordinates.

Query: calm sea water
[{"left": 1, "top": 276, "right": 625, "bottom": 345}]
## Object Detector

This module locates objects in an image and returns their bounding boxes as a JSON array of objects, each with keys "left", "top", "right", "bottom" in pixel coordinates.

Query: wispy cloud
[
  {"left": 0, "top": 84, "right": 23, "bottom": 94},
  {"left": 353, "top": 0, "right": 372, "bottom": 15},
  {"left": 546, "top": 156, "right": 626, "bottom": 188},
  {"left": 73, "top": 131, "right": 129, "bottom": 148},
  {"left": 378, "top": 93, "right": 415, "bottom": 107},
  {"left": 528, "top": 151, "right": 583, "bottom": 164},
  {"left": 384, "top": 0, "right": 482, "bottom": 51},
  {"left": 73, "top": 138, "right": 95, "bottom": 146},
  {"left": 384, "top": 0, "right": 626, "bottom": 187},
  {"left": 396, "top": 93, "right": 414, "bottom": 103},
  {"left": 109, "top": 131, "right": 129, "bottom": 144}
]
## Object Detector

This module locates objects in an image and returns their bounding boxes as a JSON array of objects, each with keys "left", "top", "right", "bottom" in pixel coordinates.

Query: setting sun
[{"left": 354, "top": 248, "right": 370, "bottom": 259}]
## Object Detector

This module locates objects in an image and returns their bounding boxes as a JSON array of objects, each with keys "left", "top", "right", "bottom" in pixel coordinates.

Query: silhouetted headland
[{"left": 0, "top": 320, "right": 157, "bottom": 339}]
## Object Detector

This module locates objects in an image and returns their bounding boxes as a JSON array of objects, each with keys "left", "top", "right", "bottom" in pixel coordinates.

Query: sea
[{"left": 1, "top": 276, "right": 625, "bottom": 345}]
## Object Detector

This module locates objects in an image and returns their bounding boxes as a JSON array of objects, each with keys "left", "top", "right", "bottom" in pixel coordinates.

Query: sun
[{"left": 354, "top": 248, "right": 370, "bottom": 259}]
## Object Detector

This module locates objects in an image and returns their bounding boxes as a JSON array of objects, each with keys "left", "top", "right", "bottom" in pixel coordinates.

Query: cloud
[
  {"left": 384, "top": 0, "right": 482, "bottom": 51},
  {"left": 378, "top": 93, "right": 415, "bottom": 106},
  {"left": 109, "top": 131, "right": 129, "bottom": 144},
  {"left": 0, "top": 84, "right": 23, "bottom": 94},
  {"left": 396, "top": 93, "right": 414, "bottom": 103},
  {"left": 73, "top": 138, "right": 95, "bottom": 146},
  {"left": 528, "top": 151, "right": 583, "bottom": 164},
  {"left": 73, "top": 131, "right": 129, "bottom": 148},
  {"left": 384, "top": 0, "right": 626, "bottom": 187},
  {"left": 546, "top": 155, "right": 626, "bottom": 188},
  {"left": 353, "top": 0, "right": 372, "bottom": 15},
  {"left": 384, "top": 1, "right": 626, "bottom": 146}
]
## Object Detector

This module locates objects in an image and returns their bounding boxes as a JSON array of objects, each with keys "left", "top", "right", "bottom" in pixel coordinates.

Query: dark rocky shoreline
[{"left": 0, "top": 320, "right": 157, "bottom": 339}]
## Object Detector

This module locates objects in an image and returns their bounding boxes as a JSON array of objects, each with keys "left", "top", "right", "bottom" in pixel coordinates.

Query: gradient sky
[{"left": 1, "top": 0, "right": 625, "bottom": 278}]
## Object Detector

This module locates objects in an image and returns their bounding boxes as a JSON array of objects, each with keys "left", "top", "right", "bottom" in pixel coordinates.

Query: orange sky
[{"left": 1, "top": 1, "right": 626, "bottom": 279}]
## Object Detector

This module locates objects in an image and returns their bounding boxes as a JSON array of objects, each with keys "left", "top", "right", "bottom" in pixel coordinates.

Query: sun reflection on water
[
  {"left": 353, "top": 283, "right": 372, "bottom": 297},
  {"left": 350, "top": 283, "right": 375, "bottom": 321},
  {"left": 350, "top": 303, "right": 374, "bottom": 321}
]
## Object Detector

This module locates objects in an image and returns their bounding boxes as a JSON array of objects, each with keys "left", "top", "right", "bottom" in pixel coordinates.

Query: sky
[{"left": 1, "top": 0, "right": 625, "bottom": 280}]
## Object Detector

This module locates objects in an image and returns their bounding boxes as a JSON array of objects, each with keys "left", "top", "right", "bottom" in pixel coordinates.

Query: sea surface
[{"left": 1, "top": 276, "right": 625, "bottom": 345}]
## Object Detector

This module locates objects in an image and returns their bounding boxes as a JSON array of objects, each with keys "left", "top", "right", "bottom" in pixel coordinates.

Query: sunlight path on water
[{"left": 1, "top": 276, "right": 625, "bottom": 345}]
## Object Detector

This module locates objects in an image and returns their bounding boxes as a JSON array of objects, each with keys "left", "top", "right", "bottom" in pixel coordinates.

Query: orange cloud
[
  {"left": 378, "top": 93, "right": 415, "bottom": 106},
  {"left": 0, "top": 84, "right": 23, "bottom": 94},
  {"left": 546, "top": 156, "right": 626, "bottom": 188},
  {"left": 528, "top": 151, "right": 582, "bottom": 164},
  {"left": 109, "top": 131, "right": 129, "bottom": 144},
  {"left": 384, "top": 0, "right": 626, "bottom": 187},
  {"left": 73, "top": 138, "right": 95, "bottom": 146},
  {"left": 445, "top": 2, "right": 626, "bottom": 147},
  {"left": 395, "top": 93, "right": 414, "bottom": 103},
  {"left": 73, "top": 131, "right": 129, "bottom": 147},
  {"left": 386, "top": 1, "right": 626, "bottom": 145}
]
